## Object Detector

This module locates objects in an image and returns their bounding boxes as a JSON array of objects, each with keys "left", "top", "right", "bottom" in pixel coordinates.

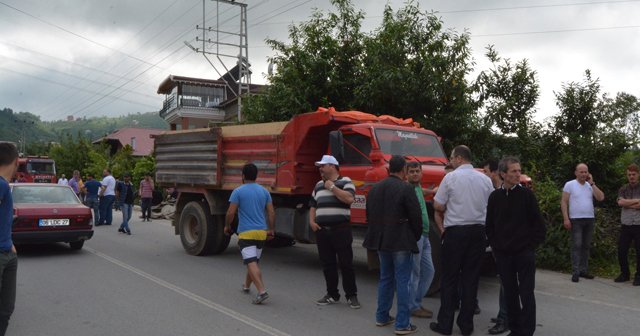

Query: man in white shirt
[
  {"left": 560, "top": 163, "right": 605, "bottom": 282},
  {"left": 57, "top": 174, "right": 68, "bottom": 186},
  {"left": 430, "top": 145, "right": 494, "bottom": 336},
  {"left": 98, "top": 169, "right": 117, "bottom": 226}
]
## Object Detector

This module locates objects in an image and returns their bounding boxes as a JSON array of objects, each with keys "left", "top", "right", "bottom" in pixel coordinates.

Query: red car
[{"left": 11, "top": 183, "right": 94, "bottom": 250}]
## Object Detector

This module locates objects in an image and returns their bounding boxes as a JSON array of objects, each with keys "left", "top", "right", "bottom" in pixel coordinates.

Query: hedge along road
[{"left": 11, "top": 209, "right": 640, "bottom": 336}]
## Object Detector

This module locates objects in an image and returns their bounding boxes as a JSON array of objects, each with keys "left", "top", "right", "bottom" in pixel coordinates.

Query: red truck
[
  {"left": 154, "top": 108, "right": 448, "bottom": 264},
  {"left": 14, "top": 156, "right": 58, "bottom": 183}
]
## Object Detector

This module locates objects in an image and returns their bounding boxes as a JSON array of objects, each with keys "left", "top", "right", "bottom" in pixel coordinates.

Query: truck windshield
[
  {"left": 26, "top": 161, "right": 56, "bottom": 175},
  {"left": 375, "top": 129, "right": 446, "bottom": 159}
]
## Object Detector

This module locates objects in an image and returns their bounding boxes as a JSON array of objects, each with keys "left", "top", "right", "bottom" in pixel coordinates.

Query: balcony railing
[{"left": 159, "top": 94, "right": 226, "bottom": 120}]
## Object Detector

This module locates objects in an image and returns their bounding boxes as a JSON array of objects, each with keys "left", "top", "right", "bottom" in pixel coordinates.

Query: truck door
[{"left": 330, "top": 130, "right": 373, "bottom": 226}]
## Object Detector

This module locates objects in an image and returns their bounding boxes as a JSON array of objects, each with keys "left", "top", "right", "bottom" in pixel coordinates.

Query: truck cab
[{"left": 329, "top": 123, "right": 447, "bottom": 225}]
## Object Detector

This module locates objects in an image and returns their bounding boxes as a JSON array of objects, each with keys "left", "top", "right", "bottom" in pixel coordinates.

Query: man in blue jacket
[
  {"left": 364, "top": 155, "right": 422, "bottom": 335},
  {"left": 0, "top": 142, "right": 19, "bottom": 335}
]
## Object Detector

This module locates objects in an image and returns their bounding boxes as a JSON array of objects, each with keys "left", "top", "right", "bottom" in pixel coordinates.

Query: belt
[
  {"left": 320, "top": 222, "right": 350, "bottom": 231},
  {"left": 445, "top": 224, "right": 484, "bottom": 230}
]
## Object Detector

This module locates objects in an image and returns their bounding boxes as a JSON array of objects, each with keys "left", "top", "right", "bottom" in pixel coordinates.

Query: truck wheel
[
  {"left": 179, "top": 202, "right": 227, "bottom": 256},
  {"left": 211, "top": 215, "right": 230, "bottom": 254},
  {"left": 69, "top": 241, "right": 84, "bottom": 250}
]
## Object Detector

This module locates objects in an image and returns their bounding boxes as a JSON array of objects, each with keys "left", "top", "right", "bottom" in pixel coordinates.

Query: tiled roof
[{"left": 93, "top": 128, "right": 166, "bottom": 156}]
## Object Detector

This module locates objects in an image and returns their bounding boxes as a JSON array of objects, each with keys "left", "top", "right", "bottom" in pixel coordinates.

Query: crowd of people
[
  {"left": 56, "top": 169, "right": 156, "bottom": 235},
  {"left": 2, "top": 139, "right": 639, "bottom": 335},
  {"left": 224, "top": 145, "right": 639, "bottom": 336}
]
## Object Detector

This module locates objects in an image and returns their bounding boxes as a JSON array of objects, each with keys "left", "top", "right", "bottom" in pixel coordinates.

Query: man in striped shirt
[{"left": 309, "top": 155, "right": 359, "bottom": 309}]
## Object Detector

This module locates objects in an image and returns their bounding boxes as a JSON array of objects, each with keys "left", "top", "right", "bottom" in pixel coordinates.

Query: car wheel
[
  {"left": 69, "top": 241, "right": 84, "bottom": 250},
  {"left": 179, "top": 202, "right": 228, "bottom": 256}
]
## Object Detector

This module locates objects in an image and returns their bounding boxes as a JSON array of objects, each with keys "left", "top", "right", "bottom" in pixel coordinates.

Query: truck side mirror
[{"left": 329, "top": 131, "right": 345, "bottom": 163}]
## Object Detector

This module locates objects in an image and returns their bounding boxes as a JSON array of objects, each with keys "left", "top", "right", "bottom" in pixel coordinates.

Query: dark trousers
[
  {"left": 437, "top": 225, "right": 486, "bottom": 334},
  {"left": 141, "top": 198, "right": 152, "bottom": 219},
  {"left": 315, "top": 227, "right": 357, "bottom": 299},
  {"left": 99, "top": 195, "right": 115, "bottom": 225},
  {"left": 570, "top": 218, "right": 594, "bottom": 275},
  {"left": 495, "top": 250, "right": 537, "bottom": 336},
  {"left": 618, "top": 225, "right": 640, "bottom": 278},
  {"left": 0, "top": 251, "right": 17, "bottom": 336}
]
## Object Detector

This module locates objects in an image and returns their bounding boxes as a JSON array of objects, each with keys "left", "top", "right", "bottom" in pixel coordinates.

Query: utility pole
[{"left": 186, "top": 0, "right": 250, "bottom": 122}]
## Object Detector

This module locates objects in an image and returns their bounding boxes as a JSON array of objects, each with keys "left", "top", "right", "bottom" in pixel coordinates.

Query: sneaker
[
  {"left": 394, "top": 324, "right": 417, "bottom": 335},
  {"left": 315, "top": 294, "right": 338, "bottom": 305},
  {"left": 242, "top": 284, "right": 250, "bottom": 293},
  {"left": 614, "top": 274, "right": 630, "bottom": 283},
  {"left": 252, "top": 291, "right": 269, "bottom": 304},
  {"left": 571, "top": 274, "right": 579, "bottom": 282},
  {"left": 376, "top": 316, "right": 395, "bottom": 327},
  {"left": 347, "top": 296, "right": 361, "bottom": 309}
]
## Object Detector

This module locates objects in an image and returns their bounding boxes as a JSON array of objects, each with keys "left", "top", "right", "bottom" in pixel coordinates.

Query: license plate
[{"left": 39, "top": 219, "right": 70, "bottom": 226}]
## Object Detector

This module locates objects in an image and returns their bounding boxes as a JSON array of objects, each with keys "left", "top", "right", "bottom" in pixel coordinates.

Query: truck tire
[{"left": 179, "top": 202, "right": 228, "bottom": 256}]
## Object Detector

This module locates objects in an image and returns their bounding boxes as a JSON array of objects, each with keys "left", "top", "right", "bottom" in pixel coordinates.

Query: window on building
[{"left": 131, "top": 137, "right": 136, "bottom": 150}]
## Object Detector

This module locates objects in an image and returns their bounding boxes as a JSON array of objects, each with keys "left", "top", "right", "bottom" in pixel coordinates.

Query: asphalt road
[{"left": 10, "top": 209, "right": 640, "bottom": 336}]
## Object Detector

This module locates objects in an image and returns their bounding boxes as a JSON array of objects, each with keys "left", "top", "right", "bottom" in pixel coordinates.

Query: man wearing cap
[
  {"left": 116, "top": 173, "right": 136, "bottom": 235},
  {"left": 309, "top": 155, "right": 360, "bottom": 309}
]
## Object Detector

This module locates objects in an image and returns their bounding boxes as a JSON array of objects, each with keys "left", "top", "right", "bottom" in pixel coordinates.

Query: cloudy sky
[{"left": 1, "top": 0, "right": 639, "bottom": 123}]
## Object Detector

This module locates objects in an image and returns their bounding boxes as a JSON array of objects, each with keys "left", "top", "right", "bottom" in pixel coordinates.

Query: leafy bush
[{"left": 534, "top": 178, "right": 626, "bottom": 277}]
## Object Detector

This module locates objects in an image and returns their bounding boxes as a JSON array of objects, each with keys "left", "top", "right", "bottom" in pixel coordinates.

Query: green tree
[
  {"left": 476, "top": 46, "right": 539, "bottom": 137},
  {"left": 110, "top": 145, "right": 135, "bottom": 179},
  {"left": 474, "top": 46, "right": 541, "bottom": 165},
  {"left": 244, "top": 0, "right": 365, "bottom": 122},
  {"left": 48, "top": 133, "right": 94, "bottom": 177},
  {"left": 546, "top": 70, "right": 630, "bottom": 196},
  {"left": 132, "top": 155, "right": 156, "bottom": 188},
  {"left": 356, "top": 1, "right": 478, "bottom": 150}
]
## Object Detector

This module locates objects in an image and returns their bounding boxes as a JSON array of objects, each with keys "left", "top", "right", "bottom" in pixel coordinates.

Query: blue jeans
[
  {"left": 85, "top": 196, "right": 100, "bottom": 225},
  {"left": 120, "top": 203, "right": 132, "bottom": 232},
  {"left": 99, "top": 195, "right": 115, "bottom": 225},
  {"left": 409, "top": 234, "right": 434, "bottom": 312},
  {"left": 376, "top": 250, "right": 414, "bottom": 330}
]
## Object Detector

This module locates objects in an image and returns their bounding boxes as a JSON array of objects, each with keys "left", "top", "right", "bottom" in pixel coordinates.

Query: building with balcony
[{"left": 157, "top": 71, "right": 265, "bottom": 130}]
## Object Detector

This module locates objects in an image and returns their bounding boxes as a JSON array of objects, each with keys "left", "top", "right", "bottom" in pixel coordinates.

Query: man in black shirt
[
  {"left": 485, "top": 157, "right": 546, "bottom": 336},
  {"left": 116, "top": 173, "right": 136, "bottom": 235}
]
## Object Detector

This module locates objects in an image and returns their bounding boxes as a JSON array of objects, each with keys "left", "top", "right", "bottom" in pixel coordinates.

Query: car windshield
[
  {"left": 375, "top": 129, "right": 446, "bottom": 159},
  {"left": 12, "top": 186, "right": 80, "bottom": 204}
]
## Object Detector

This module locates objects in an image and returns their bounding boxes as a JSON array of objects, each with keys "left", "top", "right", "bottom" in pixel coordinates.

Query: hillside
[{"left": 1, "top": 107, "right": 168, "bottom": 146}]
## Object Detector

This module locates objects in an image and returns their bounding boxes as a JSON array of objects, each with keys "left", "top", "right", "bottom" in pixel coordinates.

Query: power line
[
  {"left": 0, "top": 67, "right": 158, "bottom": 111},
  {"left": 38, "top": 0, "right": 193, "bottom": 121},
  {"left": 433, "top": 0, "right": 640, "bottom": 14},
  {"left": 472, "top": 24, "right": 640, "bottom": 37},
  {"left": 0, "top": 55, "right": 158, "bottom": 100},
  {"left": 0, "top": 1, "right": 168, "bottom": 71}
]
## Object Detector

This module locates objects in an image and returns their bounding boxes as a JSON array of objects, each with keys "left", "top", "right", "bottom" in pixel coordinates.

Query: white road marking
[
  {"left": 86, "top": 247, "right": 291, "bottom": 336},
  {"left": 480, "top": 279, "right": 640, "bottom": 313}
]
